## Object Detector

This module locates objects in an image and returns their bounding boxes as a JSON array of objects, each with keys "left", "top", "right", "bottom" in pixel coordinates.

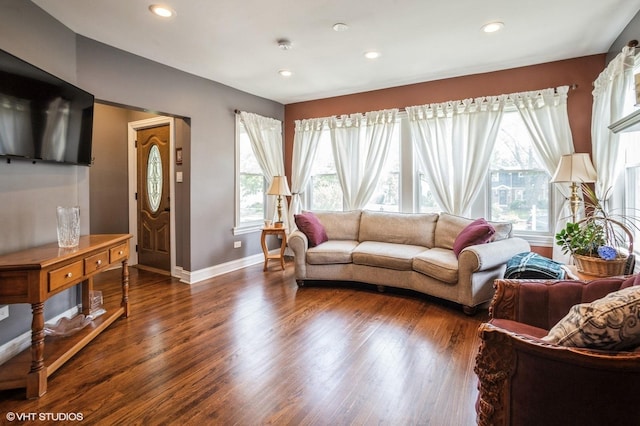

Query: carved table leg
[
  {"left": 261, "top": 231, "right": 269, "bottom": 271},
  {"left": 122, "top": 259, "right": 130, "bottom": 318},
  {"left": 279, "top": 232, "right": 287, "bottom": 270},
  {"left": 26, "top": 302, "right": 47, "bottom": 399}
]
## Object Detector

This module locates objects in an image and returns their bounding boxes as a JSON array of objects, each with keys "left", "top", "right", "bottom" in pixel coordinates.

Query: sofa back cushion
[
  {"left": 358, "top": 210, "right": 438, "bottom": 247},
  {"left": 312, "top": 210, "right": 362, "bottom": 241},
  {"left": 435, "top": 212, "right": 512, "bottom": 250}
]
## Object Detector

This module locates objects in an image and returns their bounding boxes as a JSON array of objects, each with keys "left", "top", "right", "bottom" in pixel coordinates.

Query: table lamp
[
  {"left": 267, "top": 176, "right": 291, "bottom": 228},
  {"left": 550, "top": 153, "right": 598, "bottom": 223}
]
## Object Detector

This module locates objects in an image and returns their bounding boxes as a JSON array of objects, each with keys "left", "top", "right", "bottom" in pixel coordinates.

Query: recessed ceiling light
[
  {"left": 278, "top": 69, "right": 293, "bottom": 77},
  {"left": 149, "top": 4, "right": 175, "bottom": 18},
  {"left": 364, "top": 51, "right": 381, "bottom": 59},
  {"left": 481, "top": 21, "right": 504, "bottom": 33},
  {"left": 333, "top": 23, "right": 349, "bottom": 32}
]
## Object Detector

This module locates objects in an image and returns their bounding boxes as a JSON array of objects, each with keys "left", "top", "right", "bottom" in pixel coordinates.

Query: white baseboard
[
  {"left": 0, "top": 305, "right": 79, "bottom": 366},
  {"left": 177, "top": 252, "right": 267, "bottom": 285}
]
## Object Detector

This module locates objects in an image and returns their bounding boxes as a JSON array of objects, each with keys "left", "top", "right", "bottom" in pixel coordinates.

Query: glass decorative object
[{"left": 56, "top": 206, "right": 80, "bottom": 248}]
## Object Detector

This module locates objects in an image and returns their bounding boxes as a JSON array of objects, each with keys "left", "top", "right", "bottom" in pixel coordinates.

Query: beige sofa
[{"left": 288, "top": 210, "right": 531, "bottom": 314}]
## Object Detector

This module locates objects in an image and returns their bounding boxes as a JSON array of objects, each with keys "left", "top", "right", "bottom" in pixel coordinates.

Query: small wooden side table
[{"left": 261, "top": 227, "right": 287, "bottom": 271}]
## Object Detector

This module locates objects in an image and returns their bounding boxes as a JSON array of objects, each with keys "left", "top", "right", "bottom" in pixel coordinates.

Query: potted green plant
[{"left": 555, "top": 185, "right": 636, "bottom": 277}]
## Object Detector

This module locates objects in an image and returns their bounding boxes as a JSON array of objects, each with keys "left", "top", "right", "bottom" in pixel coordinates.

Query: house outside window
[
  {"left": 488, "top": 111, "right": 551, "bottom": 233},
  {"left": 235, "top": 117, "right": 266, "bottom": 232}
]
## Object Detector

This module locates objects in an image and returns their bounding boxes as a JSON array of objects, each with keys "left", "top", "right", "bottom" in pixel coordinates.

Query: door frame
[{"left": 127, "top": 116, "right": 177, "bottom": 276}]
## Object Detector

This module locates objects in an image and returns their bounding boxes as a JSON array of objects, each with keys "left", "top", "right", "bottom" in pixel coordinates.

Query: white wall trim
[
  {"left": 178, "top": 252, "right": 272, "bottom": 285},
  {"left": 0, "top": 306, "right": 79, "bottom": 366}
]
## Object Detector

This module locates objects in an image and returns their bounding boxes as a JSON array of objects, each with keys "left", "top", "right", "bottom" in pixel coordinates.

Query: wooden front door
[{"left": 136, "top": 124, "right": 171, "bottom": 271}]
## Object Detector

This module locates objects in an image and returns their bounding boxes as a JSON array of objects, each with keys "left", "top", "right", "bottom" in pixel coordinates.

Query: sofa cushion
[
  {"left": 306, "top": 240, "right": 359, "bottom": 265},
  {"left": 358, "top": 210, "right": 438, "bottom": 247},
  {"left": 312, "top": 210, "right": 362, "bottom": 241},
  {"left": 452, "top": 218, "right": 495, "bottom": 257},
  {"left": 435, "top": 213, "right": 512, "bottom": 250},
  {"left": 542, "top": 286, "right": 640, "bottom": 350},
  {"left": 412, "top": 248, "right": 459, "bottom": 284},
  {"left": 294, "top": 212, "right": 328, "bottom": 247},
  {"left": 352, "top": 241, "right": 427, "bottom": 271}
]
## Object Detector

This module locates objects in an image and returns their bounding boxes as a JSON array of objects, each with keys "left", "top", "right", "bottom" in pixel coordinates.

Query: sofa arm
[
  {"left": 288, "top": 230, "right": 309, "bottom": 280},
  {"left": 459, "top": 237, "right": 530, "bottom": 273},
  {"left": 475, "top": 320, "right": 640, "bottom": 426}
]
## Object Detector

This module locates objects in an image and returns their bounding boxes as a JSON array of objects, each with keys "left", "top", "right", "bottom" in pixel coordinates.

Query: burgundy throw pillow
[
  {"left": 294, "top": 212, "right": 328, "bottom": 247},
  {"left": 453, "top": 218, "right": 495, "bottom": 257}
]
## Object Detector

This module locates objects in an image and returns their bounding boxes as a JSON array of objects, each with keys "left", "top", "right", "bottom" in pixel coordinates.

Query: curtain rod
[{"left": 236, "top": 84, "right": 578, "bottom": 116}]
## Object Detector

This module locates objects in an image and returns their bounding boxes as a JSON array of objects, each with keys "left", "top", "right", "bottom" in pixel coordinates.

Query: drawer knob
[
  {"left": 96, "top": 260, "right": 102, "bottom": 266},
  {"left": 119, "top": 250, "right": 123, "bottom": 255},
  {"left": 65, "top": 272, "right": 73, "bottom": 278}
]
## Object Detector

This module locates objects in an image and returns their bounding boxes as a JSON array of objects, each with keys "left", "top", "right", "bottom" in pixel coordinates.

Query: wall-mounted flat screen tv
[{"left": 0, "top": 48, "right": 94, "bottom": 166}]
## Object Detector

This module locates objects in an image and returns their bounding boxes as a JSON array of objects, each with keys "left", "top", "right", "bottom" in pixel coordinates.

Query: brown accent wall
[
  {"left": 284, "top": 54, "right": 605, "bottom": 174},
  {"left": 283, "top": 54, "right": 607, "bottom": 254}
]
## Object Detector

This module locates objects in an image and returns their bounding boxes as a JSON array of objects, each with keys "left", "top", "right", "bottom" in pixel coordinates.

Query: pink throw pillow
[
  {"left": 294, "top": 212, "right": 328, "bottom": 247},
  {"left": 453, "top": 218, "right": 495, "bottom": 257}
]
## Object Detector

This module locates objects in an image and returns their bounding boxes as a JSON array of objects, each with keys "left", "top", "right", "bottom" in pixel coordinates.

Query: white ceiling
[{"left": 31, "top": 0, "right": 640, "bottom": 105}]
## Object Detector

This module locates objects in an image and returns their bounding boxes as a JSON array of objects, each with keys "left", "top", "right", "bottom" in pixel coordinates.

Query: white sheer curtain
[
  {"left": 511, "top": 86, "right": 575, "bottom": 261},
  {"left": 329, "top": 109, "right": 398, "bottom": 210},
  {"left": 288, "top": 117, "right": 325, "bottom": 229},
  {"left": 591, "top": 45, "right": 636, "bottom": 201},
  {"left": 406, "top": 96, "right": 506, "bottom": 215},
  {"left": 239, "top": 111, "right": 288, "bottom": 229}
]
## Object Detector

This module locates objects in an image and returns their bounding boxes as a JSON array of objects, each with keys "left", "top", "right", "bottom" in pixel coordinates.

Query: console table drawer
[
  {"left": 110, "top": 242, "right": 129, "bottom": 263},
  {"left": 48, "top": 261, "right": 83, "bottom": 292},
  {"left": 84, "top": 251, "right": 109, "bottom": 274}
]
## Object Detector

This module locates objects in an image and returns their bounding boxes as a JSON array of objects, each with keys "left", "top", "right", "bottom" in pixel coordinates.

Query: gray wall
[
  {"left": 90, "top": 103, "right": 190, "bottom": 268},
  {"left": 0, "top": 0, "right": 283, "bottom": 345},
  {"left": 0, "top": 1, "right": 89, "bottom": 343},
  {"left": 75, "top": 37, "right": 283, "bottom": 271},
  {"left": 607, "top": 9, "right": 640, "bottom": 61}
]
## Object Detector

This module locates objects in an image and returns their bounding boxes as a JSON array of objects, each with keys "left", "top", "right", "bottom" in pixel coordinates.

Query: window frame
[{"left": 233, "top": 115, "right": 268, "bottom": 235}]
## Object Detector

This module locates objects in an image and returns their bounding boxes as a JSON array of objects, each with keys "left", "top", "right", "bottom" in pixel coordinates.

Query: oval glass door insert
[{"left": 147, "top": 144, "right": 163, "bottom": 212}]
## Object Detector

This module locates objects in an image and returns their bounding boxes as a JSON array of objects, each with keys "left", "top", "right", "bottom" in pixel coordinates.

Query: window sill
[
  {"left": 233, "top": 224, "right": 262, "bottom": 235},
  {"left": 513, "top": 232, "right": 553, "bottom": 247}
]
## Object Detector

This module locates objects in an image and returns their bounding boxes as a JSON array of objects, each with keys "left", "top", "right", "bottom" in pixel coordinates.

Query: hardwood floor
[{"left": 0, "top": 260, "right": 487, "bottom": 425}]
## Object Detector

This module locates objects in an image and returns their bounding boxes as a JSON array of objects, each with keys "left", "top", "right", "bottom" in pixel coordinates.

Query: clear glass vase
[{"left": 56, "top": 206, "right": 80, "bottom": 248}]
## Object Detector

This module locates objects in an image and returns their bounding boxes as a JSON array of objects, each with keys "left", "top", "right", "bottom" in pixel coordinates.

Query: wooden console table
[{"left": 0, "top": 234, "right": 131, "bottom": 398}]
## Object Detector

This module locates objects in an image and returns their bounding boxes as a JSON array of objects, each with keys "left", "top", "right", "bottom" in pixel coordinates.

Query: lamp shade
[
  {"left": 267, "top": 176, "right": 291, "bottom": 196},
  {"left": 550, "top": 153, "right": 598, "bottom": 183}
]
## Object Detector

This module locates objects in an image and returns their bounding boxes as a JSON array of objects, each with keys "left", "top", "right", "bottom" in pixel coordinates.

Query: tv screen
[{"left": 0, "top": 48, "right": 94, "bottom": 166}]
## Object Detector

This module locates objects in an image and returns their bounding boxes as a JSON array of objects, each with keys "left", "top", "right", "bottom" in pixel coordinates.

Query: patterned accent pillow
[
  {"left": 294, "top": 212, "right": 328, "bottom": 247},
  {"left": 542, "top": 286, "right": 640, "bottom": 351}
]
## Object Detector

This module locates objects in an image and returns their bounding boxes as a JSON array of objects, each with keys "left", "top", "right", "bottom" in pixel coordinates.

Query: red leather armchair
[{"left": 474, "top": 275, "right": 640, "bottom": 426}]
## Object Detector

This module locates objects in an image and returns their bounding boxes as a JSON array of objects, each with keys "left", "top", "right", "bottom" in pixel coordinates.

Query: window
[
  {"left": 488, "top": 111, "right": 550, "bottom": 233},
  {"left": 364, "top": 124, "right": 400, "bottom": 212},
  {"left": 417, "top": 172, "right": 439, "bottom": 213},
  {"left": 307, "top": 130, "right": 343, "bottom": 211},
  {"left": 623, "top": 131, "right": 640, "bottom": 250},
  {"left": 305, "top": 122, "right": 401, "bottom": 212},
  {"left": 299, "top": 109, "right": 553, "bottom": 243},
  {"left": 235, "top": 117, "right": 266, "bottom": 231}
]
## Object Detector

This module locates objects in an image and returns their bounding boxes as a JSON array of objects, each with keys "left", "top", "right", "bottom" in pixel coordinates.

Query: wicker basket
[
  {"left": 573, "top": 254, "right": 628, "bottom": 277},
  {"left": 571, "top": 217, "right": 634, "bottom": 277}
]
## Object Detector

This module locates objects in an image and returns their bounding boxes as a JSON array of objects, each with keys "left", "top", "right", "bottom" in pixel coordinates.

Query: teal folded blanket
[{"left": 505, "top": 252, "right": 566, "bottom": 280}]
